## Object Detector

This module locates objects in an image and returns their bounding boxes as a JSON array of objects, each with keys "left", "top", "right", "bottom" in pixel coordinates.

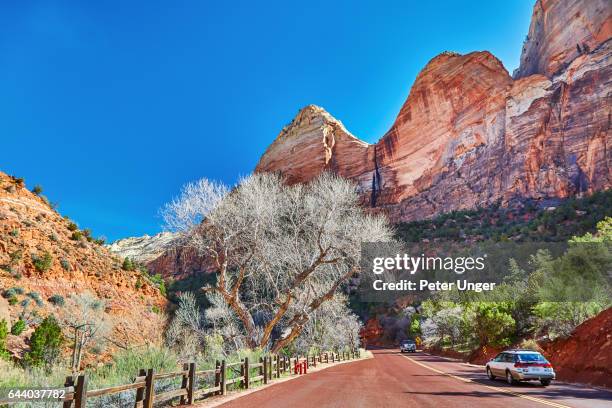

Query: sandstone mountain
[
  {"left": 112, "top": 0, "right": 611, "bottom": 277},
  {"left": 108, "top": 232, "right": 177, "bottom": 264},
  {"left": 0, "top": 172, "right": 166, "bottom": 361},
  {"left": 256, "top": 0, "right": 612, "bottom": 223},
  {"left": 109, "top": 233, "right": 212, "bottom": 278}
]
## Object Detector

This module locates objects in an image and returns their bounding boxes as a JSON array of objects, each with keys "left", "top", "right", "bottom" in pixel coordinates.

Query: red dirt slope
[{"left": 541, "top": 307, "right": 612, "bottom": 388}]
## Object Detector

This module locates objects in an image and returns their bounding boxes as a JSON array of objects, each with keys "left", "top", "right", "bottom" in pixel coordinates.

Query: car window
[
  {"left": 503, "top": 353, "right": 515, "bottom": 362},
  {"left": 493, "top": 353, "right": 504, "bottom": 362},
  {"left": 518, "top": 353, "right": 546, "bottom": 362}
]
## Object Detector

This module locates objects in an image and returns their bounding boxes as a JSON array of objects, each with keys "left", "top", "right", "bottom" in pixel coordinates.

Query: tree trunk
[
  {"left": 76, "top": 336, "right": 86, "bottom": 372},
  {"left": 71, "top": 328, "right": 80, "bottom": 374}
]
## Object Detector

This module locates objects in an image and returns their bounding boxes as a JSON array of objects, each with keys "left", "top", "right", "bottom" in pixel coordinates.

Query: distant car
[
  {"left": 486, "top": 349, "right": 555, "bottom": 386},
  {"left": 400, "top": 340, "right": 417, "bottom": 353}
]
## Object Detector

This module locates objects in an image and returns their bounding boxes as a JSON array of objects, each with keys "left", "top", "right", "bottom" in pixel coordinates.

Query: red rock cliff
[{"left": 256, "top": 0, "right": 612, "bottom": 223}]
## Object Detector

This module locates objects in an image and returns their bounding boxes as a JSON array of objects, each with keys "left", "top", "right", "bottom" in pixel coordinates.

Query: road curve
[{"left": 218, "top": 349, "right": 612, "bottom": 408}]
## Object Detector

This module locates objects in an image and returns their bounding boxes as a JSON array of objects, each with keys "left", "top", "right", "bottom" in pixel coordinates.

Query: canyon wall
[
  {"left": 113, "top": 0, "right": 611, "bottom": 277},
  {"left": 256, "top": 0, "right": 612, "bottom": 223}
]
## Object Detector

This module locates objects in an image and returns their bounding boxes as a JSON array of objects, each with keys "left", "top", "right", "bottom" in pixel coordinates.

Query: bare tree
[
  {"left": 293, "top": 295, "right": 362, "bottom": 352},
  {"left": 61, "top": 292, "right": 112, "bottom": 373},
  {"left": 164, "top": 172, "right": 392, "bottom": 352},
  {"left": 166, "top": 292, "right": 206, "bottom": 358}
]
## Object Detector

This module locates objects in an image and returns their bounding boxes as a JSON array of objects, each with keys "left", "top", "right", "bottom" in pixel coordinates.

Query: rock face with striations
[
  {"left": 117, "top": 0, "right": 611, "bottom": 278},
  {"left": 514, "top": 0, "right": 612, "bottom": 79},
  {"left": 256, "top": 0, "right": 612, "bottom": 223}
]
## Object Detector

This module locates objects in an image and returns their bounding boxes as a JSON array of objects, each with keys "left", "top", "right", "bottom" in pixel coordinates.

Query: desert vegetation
[
  {"left": 396, "top": 190, "right": 611, "bottom": 243},
  {"left": 416, "top": 217, "right": 611, "bottom": 353}
]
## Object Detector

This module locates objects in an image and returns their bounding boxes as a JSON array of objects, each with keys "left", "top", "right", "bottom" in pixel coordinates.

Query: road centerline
[{"left": 400, "top": 353, "right": 572, "bottom": 408}]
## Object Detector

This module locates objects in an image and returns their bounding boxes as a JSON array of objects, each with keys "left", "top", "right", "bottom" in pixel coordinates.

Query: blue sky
[{"left": 0, "top": 1, "right": 534, "bottom": 241}]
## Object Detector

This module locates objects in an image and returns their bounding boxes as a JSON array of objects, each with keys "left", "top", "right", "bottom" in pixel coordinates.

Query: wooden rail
[{"left": 59, "top": 349, "right": 361, "bottom": 407}]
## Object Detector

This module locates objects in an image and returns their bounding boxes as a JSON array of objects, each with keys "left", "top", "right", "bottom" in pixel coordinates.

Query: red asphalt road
[{"left": 219, "top": 349, "right": 612, "bottom": 408}]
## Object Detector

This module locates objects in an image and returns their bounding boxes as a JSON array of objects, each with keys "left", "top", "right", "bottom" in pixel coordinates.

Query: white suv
[{"left": 486, "top": 350, "right": 555, "bottom": 386}]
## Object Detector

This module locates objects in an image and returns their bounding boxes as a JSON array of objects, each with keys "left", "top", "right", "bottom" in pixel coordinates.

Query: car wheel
[
  {"left": 486, "top": 367, "right": 495, "bottom": 380},
  {"left": 540, "top": 379, "right": 551, "bottom": 386},
  {"left": 506, "top": 370, "right": 516, "bottom": 385}
]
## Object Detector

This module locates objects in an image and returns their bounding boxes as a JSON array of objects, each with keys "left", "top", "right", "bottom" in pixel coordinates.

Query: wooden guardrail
[{"left": 60, "top": 349, "right": 361, "bottom": 407}]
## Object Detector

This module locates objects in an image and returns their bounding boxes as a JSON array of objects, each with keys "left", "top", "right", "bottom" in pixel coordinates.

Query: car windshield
[
  {"left": 518, "top": 353, "right": 546, "bottom": 362},
  {"left": 402, "top": 341, "right": 415, "bottom": 345}
]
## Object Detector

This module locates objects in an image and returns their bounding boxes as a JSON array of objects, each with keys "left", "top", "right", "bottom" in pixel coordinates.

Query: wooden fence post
[
  {"left": 63, "top": 376, "right": 74, "bottom": 408},
  {"left": 263, "top": 356, "right": 268, "bottom": 384},
  {"left": 187, "top": 362, "right": 195, "bottom": 404},
  {"left": 74, "top": 375, "right": 87, "bottom": 408},
  {"left": 215, "top": 360, "right": 221, "bottom": 395},
  {"left": 180, "top": 362, "right": 189, "bottom": 405},
  {"left": 134, "top": 369, "right": 146, "bottom": 408},
  {"left": 244, "top": 357, "right": 250, "bottom": 389},
  {"left": 143, "top": 369, "right": 154, "bottom": 408},
  {"left": 220, "top": 360, "right": 227, "bottom": 395},
  {"left": 276, "top": 355, "right": 280, "bottom": 379}
]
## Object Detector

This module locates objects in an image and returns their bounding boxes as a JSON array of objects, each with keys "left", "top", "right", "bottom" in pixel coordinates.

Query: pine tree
[
  {"left": 122, "top": 257, "right": 134, "bottom": 271},
  {"left": 24, "top": 316, "right": 63, "bottom": 369}
]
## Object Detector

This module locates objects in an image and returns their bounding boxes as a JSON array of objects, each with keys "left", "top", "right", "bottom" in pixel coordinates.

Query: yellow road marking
[{"left": 401, "top": 354, "right": 572, "bottom": 408}]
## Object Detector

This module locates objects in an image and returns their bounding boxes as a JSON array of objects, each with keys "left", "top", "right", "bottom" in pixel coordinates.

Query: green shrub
[
  {"left": 10, "top": 319, "right": 26, "bottom": 336},
  {"left": 60, "top": 258, "right": 70, "bottom": 271},
  {"left": 122, "top": 257, "right": 135, "bottom": 271},
  {"left": 27, "top": 292, "right": 44, "bottom": 307},
  {"left": 2, "top": 289, "right": 16, "bottom": 299},
  {"left": 158, "top": 281, "right": 167, "bottom": 297},
  {"left": 9, "top": 229, "right": 19, "bottom": 237},
  {"left": 32, "top": 185, "right": 43, "bottom": 195},
  {"left": 0, "top": 319, "right": 9, "bottom": 360},
  {"left": 71, "top": 231, "right": 83, "bottom": 241},
  {"left": 8, "top": 297, "right": 18, "bottom": 306},
  {"left": 9, "top": 250, "right": 22, "bottom": 265},
  {"left": 32, "top": 251, "right": 53, "bottom": 272},
  {"left": 2, "top": 287, "right": 23, "bottom": 299},
  {"left": 23, "top": 316, "right": 62, "bottom": 369},
  {"left": 468, "top": 302, "right": 515, "bottom": 347},
  {"left": 48, "top": 294, "right": 65, "bottom": 307}
]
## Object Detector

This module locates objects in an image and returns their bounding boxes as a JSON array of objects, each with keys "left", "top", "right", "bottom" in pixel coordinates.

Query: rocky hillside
[
  {"left": 0, "top": 172, "right": 167, "bottom": 361},
  {"left": 256, "top": 0, "right": 612, "bottom": 223}
]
